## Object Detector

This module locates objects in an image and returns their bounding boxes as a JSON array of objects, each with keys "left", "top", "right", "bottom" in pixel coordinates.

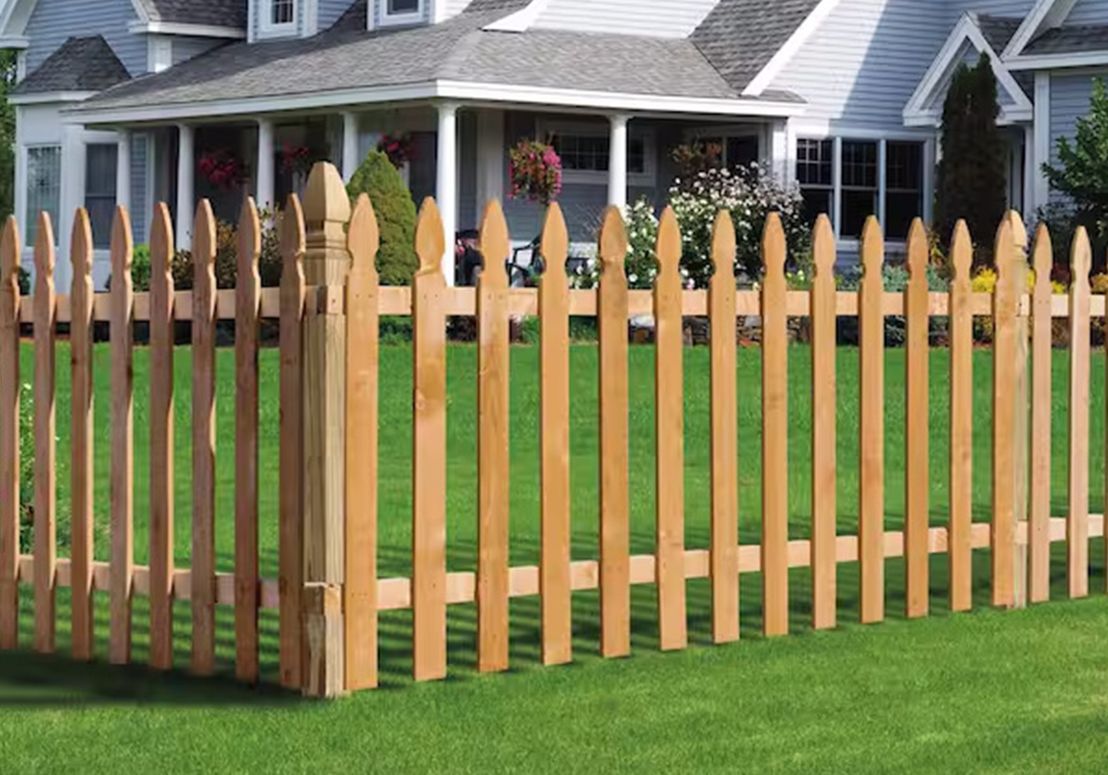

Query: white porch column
[
  {"left": 116, "top": 129, "right": 132, "bottom": 216},
  {"left": 1023, "top": 124, "right": 1036, "bottom": 223},
  {"left": 342, "top": 111, "right": 360, "bottom": 181},
  {"left": 768, "top": 119, "right": 789, "bottom": 184},
  {"left": 436, "top": 101, "right": 459, "bottom": 285},
  {"left": 256, "top": 117, "right": 275, "bottom": 209},
  {"left": 608, "top": 113, "right": 629, "bottom": 211},
  {"left": 1032, "top": 72, "right": 1051, "bottom": 216},
  {"left": 475, "top": 108, "right": 504, "bottom": 210},
  {"left": 176, "top": 123, "right": 195, "bottom": 250}
]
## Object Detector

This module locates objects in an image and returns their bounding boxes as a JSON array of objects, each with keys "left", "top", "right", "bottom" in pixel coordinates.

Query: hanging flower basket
[
  {"left": 279, "top": 143, "right": 313, "bottom": 176},
  {"left": 376, "top": 133, "right": 414, "bottom": 167},
  {"left": 509, "top": 139, "right": 562, "bottom": 205},
  {"left": 198, "top": 149, "right": 247, "bottom": 191}
]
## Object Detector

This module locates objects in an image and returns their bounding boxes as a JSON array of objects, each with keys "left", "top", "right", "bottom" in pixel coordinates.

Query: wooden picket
[
  {"left": 148, "top": 203, "right": 175, "bottom": 670},
  {"left": 859, "top": 217, "right": 885, "bottom": 624},
  {"left": 1067, "top": 227, "right": 1092, "bottom": 599},
  {"left": 948, "top": 221, "right": 973, "bottom": 613},
  {"left": 810, "top": 214, "right": 836, "bottom": 630},
  {"left": 33, "top": 212, "right": 57, "bottom": 654},
  {"left": 761, "top": 213, "right": 789, "bottom": 637},
  {"left": 477, "top": 200, "right": 511, "bottom": 672},
  {"left": 709, "top": 211, "right": 738, "bottom": 644},
  {"left": 3, "top": 171, "right": 1108, "bottom": 698},
  {"left": 904, "top": 219, "right": 929, "bottom": 619},
  {"left": 69, "top": 210, "right": 95, "bottom": 660},
  {"left": 597, "top": 206, "right": 631, "bottom": 658},
  {"left": 539, "top": 203, "right": 572, "bottom": 666}
]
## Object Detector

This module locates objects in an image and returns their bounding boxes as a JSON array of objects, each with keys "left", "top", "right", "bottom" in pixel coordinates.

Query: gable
[
  {"left": 1062, "top": 0, "right": 1108, "bottom": 24},
  {"left": 21, "top": 0, "right": 147, "bottom": 76}
]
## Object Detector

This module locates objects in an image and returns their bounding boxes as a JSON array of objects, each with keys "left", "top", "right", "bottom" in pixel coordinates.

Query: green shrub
[
  {"left": 131, "top": 244, "right": 152, "bottom": 291},
  {"left": 171, "top": 207, "right": 283, "bottom": 290},
  {"left": 346, "top": 151, "right": 418, "bottom": 285},
  {"left": 17, "top": 267, "right": 28, "bottom": 295}
]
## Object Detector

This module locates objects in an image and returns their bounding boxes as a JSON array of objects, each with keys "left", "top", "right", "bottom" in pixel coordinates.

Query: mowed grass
[{"left": 2, "top": 340, "right": 1107, "bottom": 772}]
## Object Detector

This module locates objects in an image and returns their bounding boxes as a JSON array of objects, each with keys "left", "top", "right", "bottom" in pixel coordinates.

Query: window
[
  {"left": 796, "top": 138, "right": 832, "bottom": 227},
  {"left": 261, "top": 0, "right": 296, "bottom": 32},
  {"left": 387, "top": 0, "right": 420, "bottom": 12},
  {"left": 85, "top": 144, "right": 118, "bottom": 250},
  {"left": 382, "top": 0, "right": 423, "bottom": 24},
  {"left": 544, "top": 123, "right": 654, "bottom": 185},
  {"left": 688, "top": 134, "right": 760, "bottom": 171},
  {"left": 885, "top": 142, "right": 922, "bottom": 240},
  {"left": 841, "top": 140, "right": 878, "bottom": 239},
  {"left": 25, "top": 146, "right": 60, "bottom": 248}
]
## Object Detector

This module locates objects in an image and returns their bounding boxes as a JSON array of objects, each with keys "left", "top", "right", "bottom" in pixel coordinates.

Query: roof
[
  {"left": 75, "top": 2, "right": 788, "bottom": 116},
  {"left": 137, "top": 0, "right": 247, "bottom": 28},
  {"left": 1023, "top": 23, "right": 1108, "bottom": 56},
  {"left": 976, "top": 15, "right": 1022, "bottom": 54},
  {"left": 13, "top": 35, "right": 130, "bottom": 95},
  {"left": 690, "top": 0, "right": 822, "bottom": 93}
]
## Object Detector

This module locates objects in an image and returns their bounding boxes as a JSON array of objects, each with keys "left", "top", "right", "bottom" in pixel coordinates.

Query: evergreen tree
[
  {"left": 0, "top": 50, "right": 16, "bottom": 221},
  {"left": 935, "top": 54, "right": 1008, "bottom": 266},
  {"left": 1043, "top": 78, "right": 1108, "bottom": 237},
  {"left": 346, "top": 150, "right": 419, "bottom": 285}
]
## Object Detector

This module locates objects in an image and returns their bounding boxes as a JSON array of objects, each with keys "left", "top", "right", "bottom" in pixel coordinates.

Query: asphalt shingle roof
[
  {"left": 690, "top": 0, "right": 821, "bottom": 92},
  {"left": 976, "top": 14, "right": 1021, "bottom": 54},
  {"left": 137, "top": 0, "right": 247, "bottom": 28},
  {"left": 77, "top": 3, "right": 777, "bottom": 114},
  {"left": 1024, "top": 23, "right": 1108, "bottom": 56},
  {"left": 13, "top": 36, "right": 131, "bottom": 95}
]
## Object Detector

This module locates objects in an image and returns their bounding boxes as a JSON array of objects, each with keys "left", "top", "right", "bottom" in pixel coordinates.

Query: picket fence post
[{"left": 301, "top": 161, "right": 351, "bottom": 697}]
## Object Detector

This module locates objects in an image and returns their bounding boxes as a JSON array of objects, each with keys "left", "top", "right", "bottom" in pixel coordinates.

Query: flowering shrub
[
  {"left": 509, "top": 139, "right": 562, "bottom": 205},
  {"left": 198, "top": 149, "right": 247, "bottom": 190},
  {"left": 376, "top": 133, "right": 413, "bottom": 168},
  {"left": 669, "top": 164, "right": 809, "bottom": 286},
  {"left": 570, "top": 198, "right": 692, "bottom": 290},
  {"left": 279, "top": 143, "right": 312, "bottom": 175}
]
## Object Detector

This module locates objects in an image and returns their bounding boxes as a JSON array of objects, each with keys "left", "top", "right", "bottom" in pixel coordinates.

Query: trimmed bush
[{"left": 346, "top": 151, "right": 418, "bottom": 285}]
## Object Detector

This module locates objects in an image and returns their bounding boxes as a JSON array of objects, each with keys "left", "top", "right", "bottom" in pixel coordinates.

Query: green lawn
[{"left": 2, "top": 341, "right": 1107, "bottom": 771}]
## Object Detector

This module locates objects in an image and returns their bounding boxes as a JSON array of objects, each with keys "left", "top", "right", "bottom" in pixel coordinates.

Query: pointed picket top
[
  {"left": 193, "top": 199, "right": 217, "bottom": 280},
  {"left": 906, "top": 218, "right": 928, "bottom": 280},
  {"left": 762, "top": 211, "right": 786, "bottom": 276},
  {"left": 478, "top": 199, "right": 510, "bottom": 288},
  {"left": 1, "top": 216, "right": 20, "bottom": 296},
  {"left": 110, "top": 206, "right": 133, "bottom": 279},
  {"left": 710, "top": 210, "right": 736, "bottom": 283},
  {"left": 70, "top": 208, "right": 93, "bottom": 285},
  {"left": 347, "top": 194, "right": 380, "bottom": 280},
  {"left": 812, "top": 214, "right": 835, "bottom": 279},
  {"left": 950, "top": 220, "right": 972, "bottom": 284},
  {"left": 149, "top": 203, "right": 174, "bottom": 282},
  {"left": 281, "top": 193, "right": 307, "bottom": 270},
  {"left": 540, "top": 203, "right": 568, "bottom": 281},
  {"left": 414, "top": 196, "right": 445, "bottom": 277},
  {"left": 656, "top": 206, "right": 681, "bottom": 283},
  {"left": 1031, "top": 223, "right": 1052, "bottom": 291},
  {"left": 1071, "top": 225, "right": 1092, "bottom": 292},
  {"left": 1008, "top": 211, "right": 1029, "bottom": 256},
  {"left": 598, "top": 205, "right": 628, "bottom": 275},
  {"left": 238, "top": 196, "right": 262, "bottom": 278},
  {"left": 993, "top": 211, "right": 1018, "bottom": 291},
  {"left": 861, "top": 216, "right": 884, "bottom": 279},
  {"left": 33, "top": 211, "right": 56, "bottom": 289},
  {"left": 302, "top": 161, "right": 351, "bottom": 228}
]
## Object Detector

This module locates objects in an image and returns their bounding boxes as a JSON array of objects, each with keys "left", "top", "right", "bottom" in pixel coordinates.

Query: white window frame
[
  {"left": 24, "top": 143, "right": 61, "bottom": 248},
  {"left": 379, "top": 0, "right": 426, "bottom": 28},
  {"left": 792, "top": 125, "right": 935, "bottom": 249},
  {"left": 259, "top": 0, "right": 298, "bottom": 36},
  {"left": 537, "top": 119, "right": 656, "bottom": 187}
]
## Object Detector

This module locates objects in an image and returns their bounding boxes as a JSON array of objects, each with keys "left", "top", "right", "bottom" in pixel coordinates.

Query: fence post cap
[{"left": 303, "top": 162, "right": 351, "bottom": 226}]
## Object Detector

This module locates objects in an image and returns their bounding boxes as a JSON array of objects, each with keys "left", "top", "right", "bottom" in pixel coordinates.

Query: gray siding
[
  {"left": 24, "top": 0, "right": 147, "bottom": 76},
  {"left": 319, "top": 0, "right": 354, "bottom": 29},
  {"left": 948, "top": 0, "right": 1035, "bottom": 16},
  {"left": 131, "top": 134, "right": 149, "bottom": 244},
  {"left": 172, "top": 36, "right": 226, "bottom": 65},
  {"left": 532, "top": 0, "right": 717, "bottom": 38},
  {"left": 1049, "top": 69, "right": 1108, "bottom": 205},
  {"left": 770, "top": 0, "right": 952, "bottom": 130},
  {"left": 1066, "top": 0, "right": 1108, "bottom": 25}
]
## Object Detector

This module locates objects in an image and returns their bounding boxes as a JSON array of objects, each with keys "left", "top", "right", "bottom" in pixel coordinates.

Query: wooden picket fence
[{"left": 0, "top": 160, "right": 1105, "bottom": 697}]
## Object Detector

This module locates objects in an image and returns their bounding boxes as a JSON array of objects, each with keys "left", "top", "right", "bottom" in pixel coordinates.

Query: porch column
[
  {"left": 256, "top": 117, "right": 275, "bottom": 209},
  {"left": 176, "top": 123, "right": 195, "bottom": 250},
  {"left": 115, "top": 130, "right": 132, "bottom": 221},
  {"left": 1023, "top": 124, "right": 1036, "bottom": 223},
  {"left": 436, "top": 101, "right": 459, "bottom": 285},
  {"left": 342, "top": 111, "right": 360, "bottom": 181},
  {"left": 608, "top": 113, "right": 629, "bottom": 210},
  {"left": 1032, "top": 72, "right": 1051, "bottom": 215}
]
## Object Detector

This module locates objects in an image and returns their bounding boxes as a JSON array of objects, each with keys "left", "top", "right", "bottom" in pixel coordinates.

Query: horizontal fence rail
[{"left": 1, "top": 161, "right": 1106, "bottom": 698}]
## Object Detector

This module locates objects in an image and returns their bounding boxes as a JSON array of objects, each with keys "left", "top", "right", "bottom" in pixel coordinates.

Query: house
[{"left": 2, "top": 0, "right": 1106, "bottom": 290}]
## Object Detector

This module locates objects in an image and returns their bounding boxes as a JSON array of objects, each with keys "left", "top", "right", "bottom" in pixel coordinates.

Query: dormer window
[
  {"left": 261, "top": 0, "right": 297, "bottom": 34},
  {"left": 380, "top": 0, "right": 424, "bottom": 27}
]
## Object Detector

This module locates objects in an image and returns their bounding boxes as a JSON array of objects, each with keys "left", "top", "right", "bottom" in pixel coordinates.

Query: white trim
[
  {"left": 148, "top": 35, "right": 173, "bottom": 74},
  {"left": 258, "top": 0, "right": 299, "bottom": 37},
  {"left": 0, "top": 0, "right": 37, "bottom": 38},
  {"left": 0, "top": 36, "right": 29, "bottom": 49},
  {"left": 379, "top": 0, "right": 426, "bottom": 28},
  {"left": 1007, "top": 51, "right": 1108, "bottom": 71},
  {"left": 607, "top": 113, "right": 629, "bottom": 210},
  {"left": 743, "top": 0, "right": 842, "bottom": 97},
  {"left": 537, "top": 117, "right": 656, "bottom": 187},
  {"left": 129, "top": 0, "right": 151, "bottom": 23},
  {"left": 1032, "top": 71, "right": 1051, "bottom": 213},
  {"left": 71, "top": 80, "right": 806, "bottom": 125},
  {"left": 128, "top": 21, "right": 246, "bottom": 38},
  {"left": 1003, "top": 0, "right": 1078, "bottom": 60},
  {"left": 484, "top": 0, "right": 552, "bottom": 33},
  {"left": 436, "top": 101, "right": 459, "bottom": 284},
  {"left": 10, "top": 91, "right": 98, "bottom": 106},
  {"left": 903, "top": 13, "right": 1033, "bottom": 128}
]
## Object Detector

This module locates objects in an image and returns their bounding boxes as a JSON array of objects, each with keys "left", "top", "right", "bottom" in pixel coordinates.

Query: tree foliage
[
  {"left": 346, "top": 150, "right": 418, "bottom": 285},
  {"left": 0, "top": 50, "right": 16, "bottom": 221},
  {"left": 1043, "top": 77, "right": 1108, "bottom": 242},
  {"left": 935, "top": 54, "right": 1008, "bottom": 265}
]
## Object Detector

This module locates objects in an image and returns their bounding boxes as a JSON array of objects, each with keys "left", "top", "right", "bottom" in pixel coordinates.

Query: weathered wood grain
[{"left": 810, "top": 214, "right": 837, "bottom": 630}]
